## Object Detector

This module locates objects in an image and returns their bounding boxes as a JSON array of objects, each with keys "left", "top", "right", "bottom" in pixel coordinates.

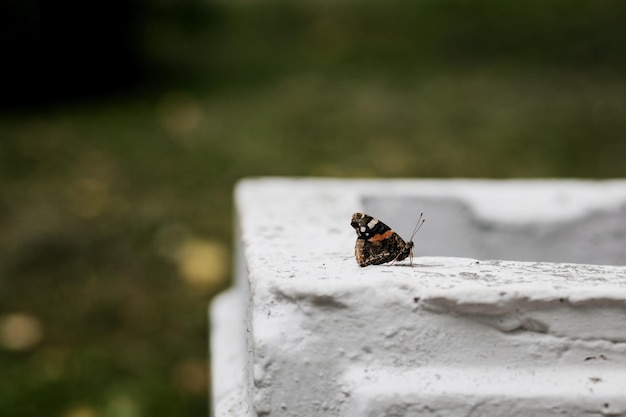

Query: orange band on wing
[{"left": 368, "top": 230, "right": 393, "bottom": 242}]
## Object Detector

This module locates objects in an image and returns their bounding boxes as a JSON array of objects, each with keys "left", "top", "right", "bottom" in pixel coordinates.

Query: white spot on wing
[{"left": 367, "top": 219, "right": 378, "bottom": 229}]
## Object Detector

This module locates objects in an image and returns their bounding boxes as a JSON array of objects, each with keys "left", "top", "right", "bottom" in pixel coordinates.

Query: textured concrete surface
[{"left": 211, "top": 178, "right": 626, "bottom": 417}]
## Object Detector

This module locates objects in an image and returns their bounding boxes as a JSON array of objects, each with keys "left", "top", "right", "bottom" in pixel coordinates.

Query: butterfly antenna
[{"left": 410, "top": 212, "right": 425, "bottom": 241}]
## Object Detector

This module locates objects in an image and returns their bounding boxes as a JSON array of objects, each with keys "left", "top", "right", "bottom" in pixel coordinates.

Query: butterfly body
[{"left": 351, "top": 212, "right": 418, "bottom": 267}]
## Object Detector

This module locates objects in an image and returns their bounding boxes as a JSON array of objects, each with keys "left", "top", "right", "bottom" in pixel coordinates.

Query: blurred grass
[{"left": 1, "top": 0, "right": 626, "bottom": 416}]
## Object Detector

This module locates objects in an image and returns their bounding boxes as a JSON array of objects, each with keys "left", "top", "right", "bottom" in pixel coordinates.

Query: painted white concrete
[
  {"left": 210, "top": 289, "right": 251, "bottom": 417},
  {"left": 211, "top": 178, "right": 626, "bottom": 417}
]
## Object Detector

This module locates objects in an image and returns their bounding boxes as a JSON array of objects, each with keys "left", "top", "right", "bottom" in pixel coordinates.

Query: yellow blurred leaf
[
  {"left": 64, "top": 406, "right": 100, "bottom": 417},
  {"left": 0, "top": 313, "right": 43, "bottom": 351},
  {"left": 176, "top": 238, "right": 228, "bottom": 289}
]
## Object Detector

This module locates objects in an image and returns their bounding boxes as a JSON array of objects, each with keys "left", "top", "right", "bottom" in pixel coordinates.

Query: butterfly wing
[{"left": 351, "top": 213, "right": 411, "bottom": 267}]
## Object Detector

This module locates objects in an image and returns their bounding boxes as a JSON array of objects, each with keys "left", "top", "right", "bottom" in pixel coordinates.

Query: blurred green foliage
[{"left": 1, "top": 0, "right": 626, "bottom": 416}]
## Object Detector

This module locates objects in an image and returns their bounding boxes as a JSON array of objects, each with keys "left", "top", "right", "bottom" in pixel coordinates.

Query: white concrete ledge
[
  {"left": 345, "top": 365, "right": 626, "bottom": 416},
  {"left": 211, "top": 178, "right": 626, "bottom": 417},
  {"left": 210, "top": 289, "right": 251, "bottom": 417}
]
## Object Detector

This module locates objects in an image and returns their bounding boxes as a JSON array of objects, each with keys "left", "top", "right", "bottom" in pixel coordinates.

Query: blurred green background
[{"left": 1, "top": 0, "right": 626, "bottom": 416}]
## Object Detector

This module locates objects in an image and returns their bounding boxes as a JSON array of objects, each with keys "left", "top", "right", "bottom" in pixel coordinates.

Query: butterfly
[{"left": 350, "top": 212, "right": 425, "bottom": 267}]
